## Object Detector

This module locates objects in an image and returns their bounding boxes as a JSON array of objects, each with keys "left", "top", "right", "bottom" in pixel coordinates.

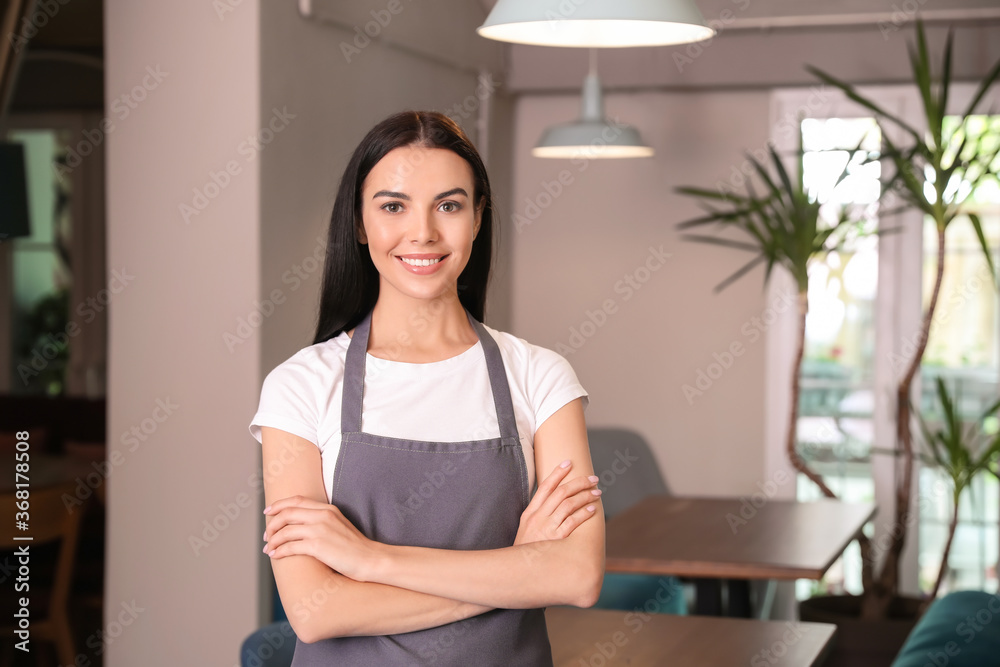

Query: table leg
[
  {"left": 757, "top": 579, "right": 777, "bottom": 620},
  {"left": 726, "top": 579, "right": 752, "bottom": 617},
  {"left": 693, "top": 579, "right": 722, "bottom": 615}
]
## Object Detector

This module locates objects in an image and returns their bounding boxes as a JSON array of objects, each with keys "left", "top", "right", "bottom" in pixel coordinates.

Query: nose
[{"left": 407, "top": 207, "right": 438, "bottom": 244}]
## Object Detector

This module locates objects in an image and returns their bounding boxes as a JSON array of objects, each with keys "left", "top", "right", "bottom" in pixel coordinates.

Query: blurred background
[{"left": 0, "top": 0, "right": 998, "bottom": 665}]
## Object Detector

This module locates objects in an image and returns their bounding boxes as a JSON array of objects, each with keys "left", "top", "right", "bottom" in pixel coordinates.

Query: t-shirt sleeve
[
  {"left": 529, "top": 345, "right": 589, "bottom": 433},
  {"left": 248, "top": 355, "right": 320, "bottom": 447}
]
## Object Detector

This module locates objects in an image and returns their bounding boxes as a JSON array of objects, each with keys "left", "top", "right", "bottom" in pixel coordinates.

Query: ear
[
  {"left": 356, "top": 218, "right": 368, "bottom": 244},
  {"left": 473, "top": 198, "right": 484, "bottom": 240}
]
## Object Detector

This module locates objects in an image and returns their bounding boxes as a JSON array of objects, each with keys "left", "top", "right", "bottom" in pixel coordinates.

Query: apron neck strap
[{"left": 341, "top": 307, "right": 520, "bottom": 441}]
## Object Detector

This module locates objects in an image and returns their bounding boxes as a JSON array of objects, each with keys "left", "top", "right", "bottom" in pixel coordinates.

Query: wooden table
[
  {"left": 546, "top": 606, "right": 836, "bottom": 666},
  {"left": 605, "top": 496, "right": 876, "bottom": 617}
]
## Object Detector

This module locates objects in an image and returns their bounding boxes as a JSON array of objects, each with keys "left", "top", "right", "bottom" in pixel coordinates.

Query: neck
[{"left": 365, "top": 289, "right": 479, "bottom": 362}]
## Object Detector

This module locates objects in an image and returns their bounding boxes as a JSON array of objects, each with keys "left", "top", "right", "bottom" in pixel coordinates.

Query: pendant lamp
[
  {"left": 478, "top": 0, "right": 714, "bottom": 48},
  {"left": 533, "top": 51, "right": 653, "bottom": 159}
]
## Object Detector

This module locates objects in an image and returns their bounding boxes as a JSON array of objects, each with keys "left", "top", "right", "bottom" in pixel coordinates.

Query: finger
[
  {"left": 263, "top": 495, "right": 327, "bottom": 515},
  {"left": 525, "top": 460, "right": 574, "bottom": 512},
  {"left": 536, "top": 474, "right": 599, "bottom": 518},
  {"left": 263, "top": 506, "right": 326, "bottom": 538},
  {"left": 266, "top": 539, "right": 308, "bottom": 560},
  {"left": 264, "top": 523, "right": 313, "bottom": 553},
  {"left": 549, "top": 485, "right": 602, "bottom": 526},
  {"left": 551, "top": 503, "right": 599, "bottom": 539}
]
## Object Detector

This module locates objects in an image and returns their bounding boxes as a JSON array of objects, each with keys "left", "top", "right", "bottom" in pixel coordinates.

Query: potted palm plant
[
  {"left": 916, "top": 377, "right": 1000, "bottom": 600},
  {"left": 802, "top": 17, "right": 1000, "bottom": 627},
  {"left": 675, "top": 127, "right": 876, "bottom": 494},
  {"left": 677, "top": 18, "right": 1000, "bottom": 664}
]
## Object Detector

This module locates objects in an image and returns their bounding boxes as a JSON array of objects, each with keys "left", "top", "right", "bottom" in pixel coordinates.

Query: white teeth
[{"left": 400, "top": 257, "right": 442, "bottom": 267}]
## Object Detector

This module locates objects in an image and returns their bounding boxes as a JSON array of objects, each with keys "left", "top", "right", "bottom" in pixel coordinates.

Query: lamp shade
[
  {"left": 478, "top": 0, "right": 715, "bottom": 47},
  {"left": 0, "top": 142, "right": 31, "bottom": 240},
  {"left": 533, "top": 69, "right": 653, "bottom": 159}
]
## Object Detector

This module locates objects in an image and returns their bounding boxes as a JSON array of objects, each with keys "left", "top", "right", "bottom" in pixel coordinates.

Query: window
[
  {"left": 6, "top": 128, "right": 73, "bottom": 395},
  {"left": 770, "top": 86, "right": 1000, "bottom": 600}
]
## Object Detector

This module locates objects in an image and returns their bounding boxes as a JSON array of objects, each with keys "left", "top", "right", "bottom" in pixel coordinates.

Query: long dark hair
[{"left": 312, "top": 111, "right": 495, "bottom": 345}]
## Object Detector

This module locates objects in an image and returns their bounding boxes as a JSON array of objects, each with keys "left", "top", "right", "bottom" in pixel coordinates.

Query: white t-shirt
[{"left": 248, "top": 323, "right": 589, "bottom": 503}]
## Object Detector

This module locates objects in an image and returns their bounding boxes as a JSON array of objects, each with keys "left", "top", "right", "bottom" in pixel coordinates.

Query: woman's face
[{"left": 359, "top": 145, "right": 483, "bottom": 304}]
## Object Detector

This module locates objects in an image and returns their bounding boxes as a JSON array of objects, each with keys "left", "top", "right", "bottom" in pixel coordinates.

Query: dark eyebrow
[
  {"left": 371, "top": 188, "right": 469, "bottom": 200},
  {"left": 434, "top": 188, "right": 469, "bottom": 200},
  {"left": 372, "top": 190, "right": 410, "bottom": 200}
]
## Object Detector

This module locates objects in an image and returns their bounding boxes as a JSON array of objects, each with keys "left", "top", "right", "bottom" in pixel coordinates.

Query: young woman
[{"left": 249, "top": 110, "right": 605, "bottom": 666}]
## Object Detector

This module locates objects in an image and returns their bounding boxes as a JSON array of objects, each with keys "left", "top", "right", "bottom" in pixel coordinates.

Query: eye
[
  {"left": 381, "top": 202, "right": 403, "bottom": 214},
  {"left": 439, "top": 201, "right": 462, "bottom": 213}
]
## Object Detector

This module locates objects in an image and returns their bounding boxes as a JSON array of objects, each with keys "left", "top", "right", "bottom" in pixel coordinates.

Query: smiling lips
[{"left": 397, "top": 254, "right": 448, "bottom": 273}]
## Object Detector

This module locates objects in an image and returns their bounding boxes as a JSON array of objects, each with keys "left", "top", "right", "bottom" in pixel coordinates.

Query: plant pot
[{"left": 799, "top": 594, "right": 924, "bottom": 667}]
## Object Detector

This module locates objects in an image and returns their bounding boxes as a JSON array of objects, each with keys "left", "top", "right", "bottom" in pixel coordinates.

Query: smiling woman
[{"left": 248, "top": 110, "right": 605, "bottom": 666}]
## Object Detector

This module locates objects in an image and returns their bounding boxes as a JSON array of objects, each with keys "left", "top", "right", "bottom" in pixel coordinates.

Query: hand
[
  {"left": 514, "top": 460, "right": 601, "bottom": 546},
  {"left": 263, "top": 495, "right": 378, "bottom": 582}
]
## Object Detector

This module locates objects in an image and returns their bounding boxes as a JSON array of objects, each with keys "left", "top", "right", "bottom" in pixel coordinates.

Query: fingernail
[
  {"left": 588, "top": 475, "right": 599, "bottom": 483},
  {"left": 586, "top": 505, "right": 595, "bottom": 512},
  {"left": 560, "top": 460, "right": 571, "bottom": 468},
  {"left": 592, "top": 489, "right": 602, "bottom": 496},
  {"left": 267, "top": 549, "right": 275, "bottom": 557},
  {"left": 262, "top": 544, "right": 269, "bottom": 553},
  {"left": 263, "top": 505, "right": 271, "bottom": 514},
  {"left": 263, "top": 531, "right": 267, "bottom": 540}
]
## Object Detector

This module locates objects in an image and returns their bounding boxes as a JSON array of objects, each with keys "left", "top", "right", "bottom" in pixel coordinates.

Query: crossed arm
[{"left": 259, "top": 397, "right": 605, "bottom": 644}]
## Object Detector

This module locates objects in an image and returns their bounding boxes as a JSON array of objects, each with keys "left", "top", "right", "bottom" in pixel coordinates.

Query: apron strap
[{"left": 342, "top": 307, "right": 520, "bottom": 442}]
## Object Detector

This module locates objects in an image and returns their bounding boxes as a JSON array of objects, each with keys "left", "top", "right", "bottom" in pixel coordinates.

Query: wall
[
  {"left": 510, "top": 89, "right": 773, "bottom": 496},
  {"left": 104, "top": 0, "right": 262, "bottom": 665},
  {"left": 505, "top": 21, "right": 999, "bottom": 498},
  {"left": 103, "top": 0, "right": 513, "bottom": 662}
]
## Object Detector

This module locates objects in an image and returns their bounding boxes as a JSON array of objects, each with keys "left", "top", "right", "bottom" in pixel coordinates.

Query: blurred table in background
[
  {"left": 546, "top": 606, "right": 836, "bottom": 666},
  {"left": 605, "top": 496, "right": 876, "bottom": 617}
]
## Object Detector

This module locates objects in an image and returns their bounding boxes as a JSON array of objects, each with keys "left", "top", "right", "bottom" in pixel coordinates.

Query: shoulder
[
  {"left": 481, "top": 324, "right": 580, "bottom": 382},
  {"left": 262, "top": 333, "right": 350, "bottom": 391}
]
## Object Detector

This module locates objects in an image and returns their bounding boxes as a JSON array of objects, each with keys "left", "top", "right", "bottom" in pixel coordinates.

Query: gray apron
[{"left": 290, "top": 307, "right": 554, "bottom": 666}]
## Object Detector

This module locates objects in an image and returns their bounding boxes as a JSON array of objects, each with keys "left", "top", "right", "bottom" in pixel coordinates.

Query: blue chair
[
  {"left": 892, "top": 590, "right": 1000, "bottom": 667},
  {"left": 587, "top": 428, "right": 688, "bottom": 616},
  {"left": 240, "top": 620, "right": 296, "bottom": 667}
]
